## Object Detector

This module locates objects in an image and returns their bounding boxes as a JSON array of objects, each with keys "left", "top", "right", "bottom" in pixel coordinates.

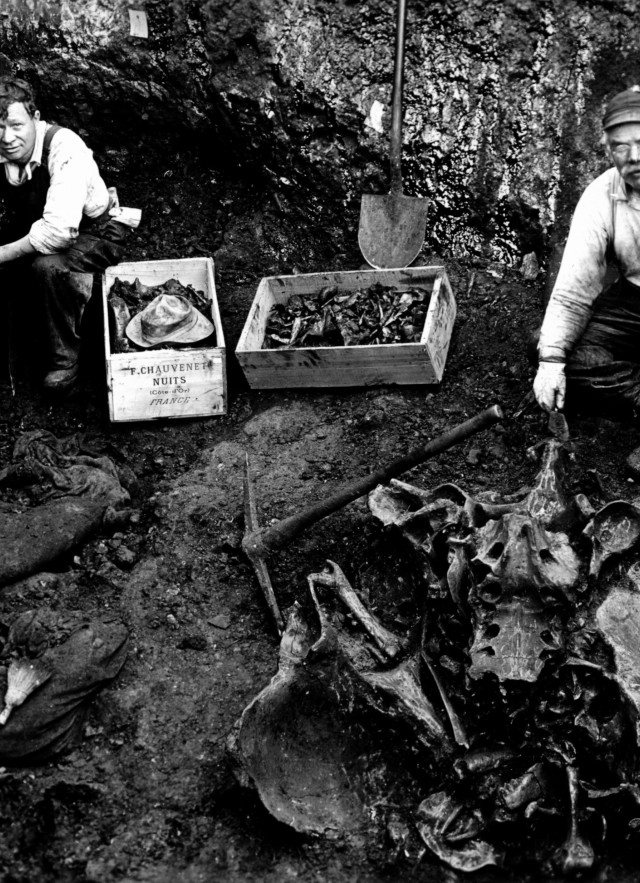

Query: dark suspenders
[
  {"left": 607, "top": 170, "right": 619, "bottom": 272},
  {"left": 41, "top": 124, "right": 62, "bottom": 164}
]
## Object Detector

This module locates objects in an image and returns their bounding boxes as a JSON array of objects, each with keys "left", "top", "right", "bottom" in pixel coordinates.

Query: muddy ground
[{"left": 1, "top": 143, "right": 639, "bottom": 883}]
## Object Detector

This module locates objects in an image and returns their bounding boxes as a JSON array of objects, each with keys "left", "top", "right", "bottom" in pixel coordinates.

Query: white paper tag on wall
[{"left": 129, "top": 9, "right": 148, "bottom": 38}]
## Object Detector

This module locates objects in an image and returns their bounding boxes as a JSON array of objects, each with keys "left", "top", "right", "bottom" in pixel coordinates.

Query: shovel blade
[{"left": 358, "top": 192, "right": 429, "bottom": 269}]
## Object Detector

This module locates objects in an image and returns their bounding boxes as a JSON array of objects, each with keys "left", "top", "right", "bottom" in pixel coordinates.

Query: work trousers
[
  {"left": 32, "top": 253, "right": 95, "bottom": 370},
  {"left": 4, "top": 217, "right": 128, "bottom": 373},
  {"left": 562, "top": 276, "right": 640, "bottom": 419}
]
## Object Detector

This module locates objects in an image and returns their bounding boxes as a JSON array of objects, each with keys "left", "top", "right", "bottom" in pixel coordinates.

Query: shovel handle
[
  {"left": 390, "top": 0, "right": 408, "bottom": 195},
  {"left": 244, "top": 404, "right": 504, "bottom": 559}
]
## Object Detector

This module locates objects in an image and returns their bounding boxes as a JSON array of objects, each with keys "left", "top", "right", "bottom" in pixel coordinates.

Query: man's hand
[{"left": 533, "top": 361, "right": 566, "bottom": 411}]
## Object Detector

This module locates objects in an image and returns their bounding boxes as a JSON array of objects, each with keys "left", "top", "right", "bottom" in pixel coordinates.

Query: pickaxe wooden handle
[
  {"left": 243, "top": 452, "right": 285, "bottom": 634},
  {"left": 243, "top": 404, "right": 503, "bottom": 563}
]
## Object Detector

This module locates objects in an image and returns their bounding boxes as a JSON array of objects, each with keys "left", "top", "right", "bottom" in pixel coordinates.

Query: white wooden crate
[
  {"left": 102, "top": 257, "right": 227, "bottom": 422},
  {"left": 235, "top": 265, "right": 456, "bottom": 389}
]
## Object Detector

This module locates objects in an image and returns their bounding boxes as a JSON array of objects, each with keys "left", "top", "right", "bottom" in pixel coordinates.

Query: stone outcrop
[{"left": 3, "top": 0, "right": 640, "bottom": 264}]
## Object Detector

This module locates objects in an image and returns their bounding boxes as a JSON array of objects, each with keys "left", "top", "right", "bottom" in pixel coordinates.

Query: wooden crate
[
  {"left": 235, "top": 265, "right": 456, "bottom": 389},
  {"left": 102, "top": 257, "right": 227, "bottom": 422}
]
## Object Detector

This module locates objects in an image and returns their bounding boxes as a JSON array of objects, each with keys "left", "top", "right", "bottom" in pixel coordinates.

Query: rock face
[{"left": 3, "top": 0, "right": 639, "bottom": 262}]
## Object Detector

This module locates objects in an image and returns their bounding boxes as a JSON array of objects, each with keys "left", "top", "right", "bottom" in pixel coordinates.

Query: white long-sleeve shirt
[
  {"left": 0, "top": 120, "right": 110, "bottom": 254},
  {"left": 538, "top": 166, "right": 640, "bottom": 362}
]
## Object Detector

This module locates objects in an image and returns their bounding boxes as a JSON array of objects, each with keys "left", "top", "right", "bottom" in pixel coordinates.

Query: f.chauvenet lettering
[{"left": 129, "top": 361, "right": 210, "bottom": 377}]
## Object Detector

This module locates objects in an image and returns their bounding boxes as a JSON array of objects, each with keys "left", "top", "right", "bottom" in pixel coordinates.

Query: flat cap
[{"left": 603, "top": 86, "right": 640, "bottom": 130}]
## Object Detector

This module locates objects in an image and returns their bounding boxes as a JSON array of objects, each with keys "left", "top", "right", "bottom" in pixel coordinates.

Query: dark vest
[{"left": 0, "top": 124, "right": 62, "bottom": 240}]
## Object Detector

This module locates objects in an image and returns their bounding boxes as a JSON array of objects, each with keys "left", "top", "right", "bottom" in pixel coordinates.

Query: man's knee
[
  {"left": 567, "top": 343, "right": 615, "bottom": 373},
  {"left": 31, "top": 252, "right": 68, "bottom": 281}
]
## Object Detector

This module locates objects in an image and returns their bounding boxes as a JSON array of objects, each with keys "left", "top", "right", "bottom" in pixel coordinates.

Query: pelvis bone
[
  {"left": 462, "top": 514, "right": 579, "bottom": 681},
  {"left": 469, "top": 513, "right": 579, "bottom": 606},
  {"left": 466, "top": 514, "right": 575, "bottom": 681}
]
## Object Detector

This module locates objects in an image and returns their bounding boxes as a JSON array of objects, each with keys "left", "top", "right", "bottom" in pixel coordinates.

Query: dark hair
[{"left": 0, "top": 77, "right": 37, "bottom": 119}]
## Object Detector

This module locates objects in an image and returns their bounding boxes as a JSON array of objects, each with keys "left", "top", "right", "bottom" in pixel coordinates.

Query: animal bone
[
  {"left": 229, "top": 602, "right": 368, "bottom": 838},
  {"left": 468, "top": 597, "right": 560, "bottom": 682},
  {"left": 470, "top": 513, "right": 579, "bottom": 603},
  {"left": 556, "top": 765, "right": 595, "bottom": 873},
  {"left": 361, "top": 653, "right": 451, "bottom": 753},
  {"left": 584, "top": 500, "right": 640, "bottom": 580},
  {"left": 421, "top": 652, "right": 469, "bottom": 748},
  {"left": 446, "top": 542, "right": 471, "bottom": 614},
  {"left": 628, "top": 560, "right": 640, "bottom": 591},
  {"left": 416, "top": 791, "right": 503, "bottom": 872},
  {"left": 306, "top": 568, "right": 452, "bottom": 753},
  {"left": 465, "top": 512, "right": 576, "bottom": 682},
  {"left": 454, "top": 748, "right": 516, "bottom": 779},
  {"left": 499, "top": 763, "right": 546, "bottom": 811},
  {"left": 594, "top": 588, "right": 640, "bottom": 755},
  {"left": 308, "top": 560, "right": 405, "bottom": 659},
  {"left": 525, "top": 434, "right": 579, "bottom": 532}
]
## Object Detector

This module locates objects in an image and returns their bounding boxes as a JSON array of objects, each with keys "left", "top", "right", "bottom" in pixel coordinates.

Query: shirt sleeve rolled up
[
  {"left": 28, "top": 128, "right": 110, "bottom": 254},
  {"left": 538, "top": 174, "right": 612, "bottom": 363}
]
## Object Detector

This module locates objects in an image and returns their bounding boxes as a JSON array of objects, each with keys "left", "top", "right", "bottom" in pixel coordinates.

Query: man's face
[
  {"left": 0, "top": 101, "right": 39, "bottom": 164},
  {"left": 607, "top": 122, "right": 640, "bottom": 193}
]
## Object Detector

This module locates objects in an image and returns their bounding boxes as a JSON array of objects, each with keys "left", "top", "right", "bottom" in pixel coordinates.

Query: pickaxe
[{"left": 243, "top": 404, "right": 504, "bottom": 634}]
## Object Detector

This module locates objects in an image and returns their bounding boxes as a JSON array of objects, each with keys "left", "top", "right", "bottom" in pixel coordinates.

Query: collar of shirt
[{"left": 0, "top": 120, "right": 49, "bottom": 185}]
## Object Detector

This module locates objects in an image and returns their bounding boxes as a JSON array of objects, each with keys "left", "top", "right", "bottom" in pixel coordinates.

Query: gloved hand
[{"left": 533, "top": 361, "right": 566, "bottom": 411}]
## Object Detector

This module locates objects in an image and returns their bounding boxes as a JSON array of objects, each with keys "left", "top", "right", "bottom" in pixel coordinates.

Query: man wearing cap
[
  {"left": 0, "top": 76, "right": 132, "bottom": 394},
  {"left": 534, "top": 86, "right": 640, "bottom": 419}
]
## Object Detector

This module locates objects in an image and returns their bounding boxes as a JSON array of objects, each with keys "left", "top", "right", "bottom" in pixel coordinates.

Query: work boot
[{"left": 43, "top": 363, "right": 79, "bottom": 395}]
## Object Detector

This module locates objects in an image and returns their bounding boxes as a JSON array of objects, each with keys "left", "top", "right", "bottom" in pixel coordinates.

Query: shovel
[{"left": 358, "top": 0, "right": 429, "bottom": 269}]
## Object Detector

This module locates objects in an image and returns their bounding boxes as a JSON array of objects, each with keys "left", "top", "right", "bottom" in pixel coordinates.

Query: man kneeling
[
  {"left": 0, "top": 76, "right": 131, "bottom": 394},
  {"left": 534, "top": 86, "right": 640, "bottom": 423}
]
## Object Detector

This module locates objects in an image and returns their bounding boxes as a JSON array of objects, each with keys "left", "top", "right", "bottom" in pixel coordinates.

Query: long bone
[
  {"left": 243, "top": 405, "right": 504, "bottom": 632},
  {"left": 557, "top": 765, "right": 595, "bottom": 873},
  {"left": 421, "top": 652, "right": 469, "bottom": 748}
]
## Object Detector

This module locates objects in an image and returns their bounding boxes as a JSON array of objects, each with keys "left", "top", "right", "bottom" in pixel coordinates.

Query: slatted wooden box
[
  {"left": 102, "top": 257, "right": 226, "bottom": 422},
  {"left": 235, "top": 266, "right": 456, "bottom": 389}
]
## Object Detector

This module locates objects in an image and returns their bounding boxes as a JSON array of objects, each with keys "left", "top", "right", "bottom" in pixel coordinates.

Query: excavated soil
[{"left": 1, "top": 141, "right": 639, "bottom": 883}]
